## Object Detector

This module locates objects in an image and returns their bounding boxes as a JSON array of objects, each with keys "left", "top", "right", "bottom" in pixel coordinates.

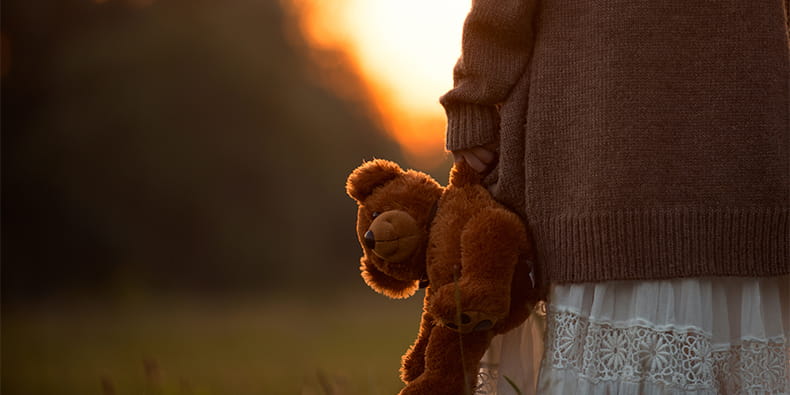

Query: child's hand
[{"left": 451, "top": 144, "right": 497, "bottom": 173}]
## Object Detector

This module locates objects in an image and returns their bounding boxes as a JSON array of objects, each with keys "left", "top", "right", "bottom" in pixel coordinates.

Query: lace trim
[
  {"left": 475, "top": 363, "right": 499, "bottom": 395},
  {"left": 543, "top": 309, "right": 790, "bottom": 393},
  {"left": 475, "top": 303, "right": 546, "bottom": 394}
]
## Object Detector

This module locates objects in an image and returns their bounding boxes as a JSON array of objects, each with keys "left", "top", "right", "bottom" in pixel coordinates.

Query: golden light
[{"left": 285, "top": 0, "right": 471, "bottom": 168}]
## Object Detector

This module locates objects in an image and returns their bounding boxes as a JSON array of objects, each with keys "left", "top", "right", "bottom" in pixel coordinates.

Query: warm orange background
[
  {"left": 285, "top": 0, "right": 471, "bottom": 168},
  {"left": 2, "top": 1, "right": 473, "bottom": 393}
]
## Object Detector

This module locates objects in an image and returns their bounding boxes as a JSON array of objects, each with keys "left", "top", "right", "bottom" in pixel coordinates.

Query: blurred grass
[{"left": 3, "top": 290, "right": 424, "bottom": 395}]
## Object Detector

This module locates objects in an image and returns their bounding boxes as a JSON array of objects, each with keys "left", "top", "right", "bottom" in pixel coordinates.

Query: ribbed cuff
[
  {"left": 530, "top": 207, "right": 790, "bottom": 285},
  {"left": 443, "top": 102, "right": 500, "bottom": 151}
]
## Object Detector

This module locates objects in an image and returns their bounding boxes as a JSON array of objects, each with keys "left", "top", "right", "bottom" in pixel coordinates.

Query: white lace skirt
[{"left": 476, "top": 275, "right": 790, "bottom": 394}]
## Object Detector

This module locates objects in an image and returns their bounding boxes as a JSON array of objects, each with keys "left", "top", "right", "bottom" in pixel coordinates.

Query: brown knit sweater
[{"left": 441, "top": 0, "right": 790, "bottom": 286}]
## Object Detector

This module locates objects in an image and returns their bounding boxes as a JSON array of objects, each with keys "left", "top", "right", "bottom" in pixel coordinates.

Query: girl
[{"left": 442, "top": 0, "right": 790, "bottom": 393}]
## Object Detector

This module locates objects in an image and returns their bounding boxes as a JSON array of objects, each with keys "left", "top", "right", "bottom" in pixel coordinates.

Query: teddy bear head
[{"left": 346, "top": 159, "right": 443, "bottom": 299}]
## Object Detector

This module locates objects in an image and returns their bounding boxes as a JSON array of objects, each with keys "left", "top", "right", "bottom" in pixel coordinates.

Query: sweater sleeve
[{"left": 440, "top": 0, "right": 539, "bottom": 151}]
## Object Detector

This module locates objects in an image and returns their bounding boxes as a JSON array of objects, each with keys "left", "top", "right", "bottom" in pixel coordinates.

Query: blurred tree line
[{"left": 1, "top": 0, "right": 432, "bottom": 302}]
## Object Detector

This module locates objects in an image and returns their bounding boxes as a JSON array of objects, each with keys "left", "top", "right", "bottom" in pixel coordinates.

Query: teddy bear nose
[{"left": 364, "top": 230, "right": 376, "bottom": 249}]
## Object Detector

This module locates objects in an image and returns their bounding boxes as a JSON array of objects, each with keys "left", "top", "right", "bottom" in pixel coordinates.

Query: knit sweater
[{"left": 441, "top": 0, "right": 790, "bottom": 286}]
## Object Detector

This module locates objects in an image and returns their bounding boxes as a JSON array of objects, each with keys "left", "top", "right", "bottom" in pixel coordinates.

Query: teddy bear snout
[{"left": 365, "top": 210, "right": 422, "bottom": 262}]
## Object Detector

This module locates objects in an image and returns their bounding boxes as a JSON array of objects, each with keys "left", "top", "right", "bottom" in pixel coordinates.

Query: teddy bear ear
[{"left": 346, "top": 159, "right": 404, "bottom": 202}]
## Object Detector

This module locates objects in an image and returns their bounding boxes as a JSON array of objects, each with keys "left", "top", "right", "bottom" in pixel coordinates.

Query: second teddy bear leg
[
  {"left": 430, "top": 209, "right": 529, "bottom": 333},
  {"left": 398, "top": 326, "right": 491, "bottom": 395},
  {"left": 459, "top": 209, "right": 528, "bottom": 311}
]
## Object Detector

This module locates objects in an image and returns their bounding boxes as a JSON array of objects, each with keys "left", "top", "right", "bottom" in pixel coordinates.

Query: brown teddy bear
[{"left": 345, "top": 159, "right": 537, "bottom": 395}]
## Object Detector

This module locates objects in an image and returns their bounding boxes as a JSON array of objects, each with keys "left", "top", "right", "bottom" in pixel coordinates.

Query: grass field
[{"left": 2, "top": 290, "right": 425, "bottom": 395}]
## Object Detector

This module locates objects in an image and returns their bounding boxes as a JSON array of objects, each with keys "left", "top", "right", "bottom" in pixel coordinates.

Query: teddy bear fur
[{"left": 346, "top": 159, "right": 536, "bottom": 395}]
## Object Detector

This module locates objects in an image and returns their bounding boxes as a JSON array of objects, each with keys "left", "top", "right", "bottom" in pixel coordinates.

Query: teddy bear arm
[{"left": 360, "top": 257, "right": 420, "bottom": 299}]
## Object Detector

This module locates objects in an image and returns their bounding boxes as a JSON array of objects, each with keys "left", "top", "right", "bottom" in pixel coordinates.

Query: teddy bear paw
[{"left": 443, "top": 310, "right": 496, "bottom": 334}]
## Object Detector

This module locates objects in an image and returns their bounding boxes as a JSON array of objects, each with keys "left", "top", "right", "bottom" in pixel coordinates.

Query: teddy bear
[{"left": 345, "top": 159, "right": 537, "bottom": 395}]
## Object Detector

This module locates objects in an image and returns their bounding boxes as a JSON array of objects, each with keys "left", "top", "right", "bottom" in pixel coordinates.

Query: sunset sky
[{"left": 286, "top": 0, "right": 472, "bottom": 167}]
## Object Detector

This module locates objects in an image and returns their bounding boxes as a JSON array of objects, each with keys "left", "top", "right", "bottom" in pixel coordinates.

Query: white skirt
[{"left": 476, "top": 275, "right": 790, "bottom": 395}]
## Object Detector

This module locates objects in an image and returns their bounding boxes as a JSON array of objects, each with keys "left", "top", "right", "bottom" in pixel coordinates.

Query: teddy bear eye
[{"left": 371, "top": 211, "right": 381, "bottom": 219}]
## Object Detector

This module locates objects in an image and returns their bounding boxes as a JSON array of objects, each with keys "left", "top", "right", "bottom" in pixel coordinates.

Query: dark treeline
[{"left": 1, "top": 0, "right": 435, "bottom": 301}]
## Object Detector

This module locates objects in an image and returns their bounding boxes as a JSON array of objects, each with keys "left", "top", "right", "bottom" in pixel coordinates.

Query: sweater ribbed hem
[
  {"left": 531, "top": 207, "right": 789, "bottom": 285},
  {"left": 443, "top": 103, "right": 500, "bottom": 151}
]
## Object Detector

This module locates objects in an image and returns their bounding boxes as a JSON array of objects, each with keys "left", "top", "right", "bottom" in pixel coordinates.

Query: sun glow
[{"left": 285, "top": 0, "right": 471, "bottom": 168}]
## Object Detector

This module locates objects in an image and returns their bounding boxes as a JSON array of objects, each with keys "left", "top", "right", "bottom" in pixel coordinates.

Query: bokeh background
[{"left": 1, "top": 0, "right": 469, "bottom": 393}]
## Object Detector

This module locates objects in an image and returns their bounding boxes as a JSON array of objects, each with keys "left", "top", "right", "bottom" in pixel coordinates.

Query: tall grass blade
[
  {"left": 453, "top": 266, "right": 473, "bottom": 395},
  {"left": 503, "top": 375, "right": 523, "bottom": 395}
]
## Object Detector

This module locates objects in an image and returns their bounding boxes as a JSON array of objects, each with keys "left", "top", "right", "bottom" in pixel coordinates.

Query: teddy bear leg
[
  {"left": 400, "top": 313, "right": 434, "bottom": 383},
  {"left": 398, "top": 326, "right": 491, "bottom": 395}
]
